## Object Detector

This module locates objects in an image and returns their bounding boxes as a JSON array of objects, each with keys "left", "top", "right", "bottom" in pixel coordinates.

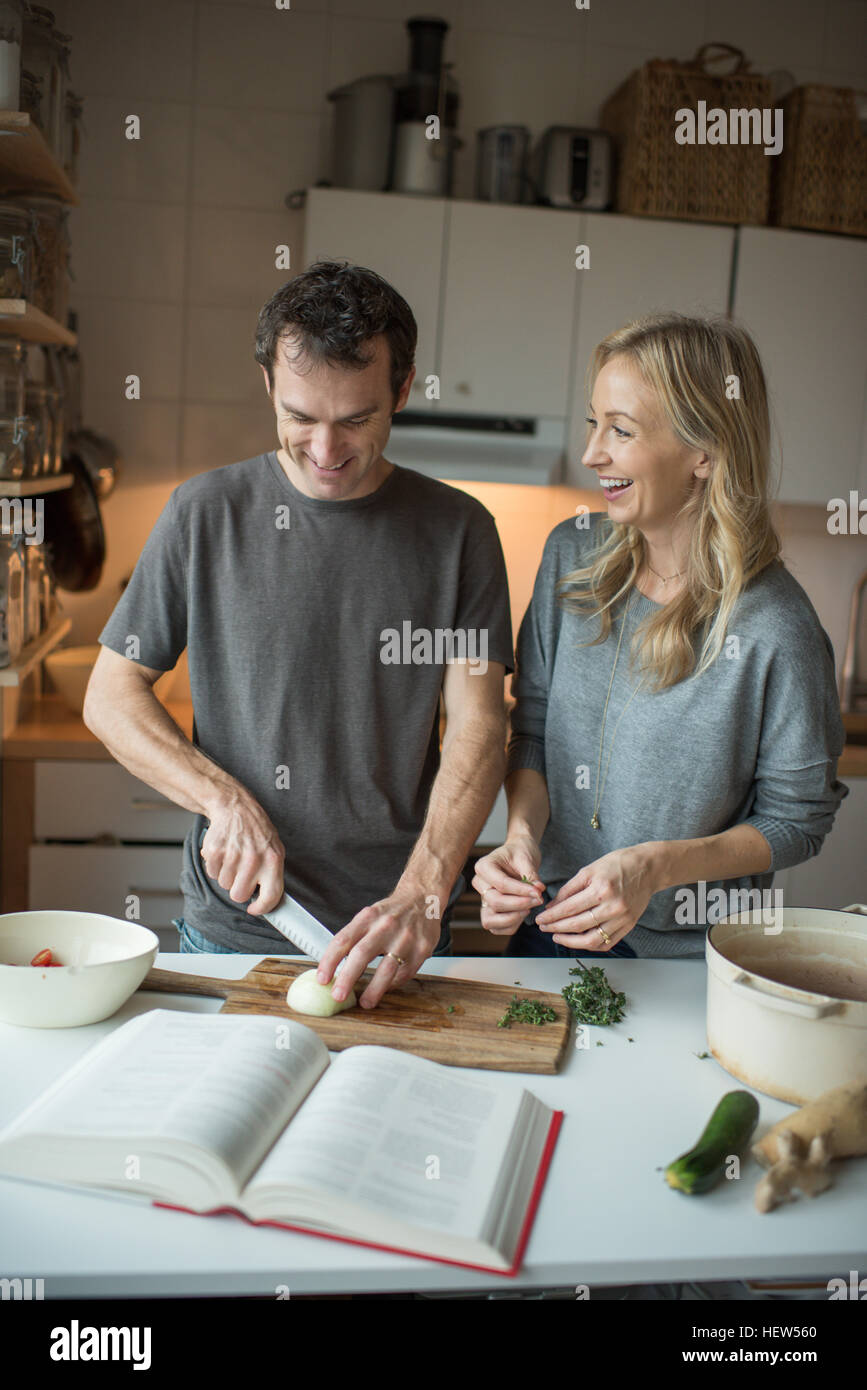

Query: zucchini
[{"left": 665, "top": 1091, "right": 760, "bottom": 1195}]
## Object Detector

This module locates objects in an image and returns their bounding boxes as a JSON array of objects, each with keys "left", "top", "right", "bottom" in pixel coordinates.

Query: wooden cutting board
[{"left": 137, "top": 957, "right": 571, "bottom": 1074}]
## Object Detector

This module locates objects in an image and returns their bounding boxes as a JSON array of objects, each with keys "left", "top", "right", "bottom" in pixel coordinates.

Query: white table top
[{"left": 1, "top": 953, "right": 865, "bottom": 1297}]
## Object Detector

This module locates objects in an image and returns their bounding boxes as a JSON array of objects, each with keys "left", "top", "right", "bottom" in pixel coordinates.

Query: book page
[
  {"left": 245, "top": 1045, "right": 526, "bottom": 1238},
  {"left": 0, "top": 1010, "right": 329, "bottom": 1192}
]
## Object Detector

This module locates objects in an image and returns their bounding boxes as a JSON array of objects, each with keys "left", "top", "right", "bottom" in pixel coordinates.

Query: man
[{"left": 84, "top": 261, "right": 513, "bottom": 1009}]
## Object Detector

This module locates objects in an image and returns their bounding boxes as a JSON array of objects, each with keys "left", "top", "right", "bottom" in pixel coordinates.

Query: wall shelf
[
  {"left": 0, "top": 300, "right": 76, "bottom": 346},
  {"left": 0, "top": 615, "right": 72, "bottom": 687},
  {"left": 0, "top": 112, "right": 78, "bottom": 204},
  {"left": 0, "top": 473, "right": 72, "bottom": 497}
]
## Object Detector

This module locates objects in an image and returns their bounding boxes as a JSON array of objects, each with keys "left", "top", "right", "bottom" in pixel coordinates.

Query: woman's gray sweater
[{"left": 506, "top": 514, "right": 848, "bottom": 958}]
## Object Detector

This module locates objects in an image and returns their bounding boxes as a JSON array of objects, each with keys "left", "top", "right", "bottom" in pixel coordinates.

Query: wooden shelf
[
  {"left": 0, "top": 300, "right": 76, "bottom": 345},
  {"left": 0, "top": 472, "right": 72, "bottom": 496},
  {"left": 0, "top": 615, "right": 71, "bottom": 687},
  {"left": 0, "top": 112, "right": 78, "bottom": 204}
]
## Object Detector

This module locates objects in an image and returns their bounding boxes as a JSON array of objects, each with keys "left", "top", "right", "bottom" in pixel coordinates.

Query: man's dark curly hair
[{"left": 255, "top": 260, "right": 417, "bottom": 406}]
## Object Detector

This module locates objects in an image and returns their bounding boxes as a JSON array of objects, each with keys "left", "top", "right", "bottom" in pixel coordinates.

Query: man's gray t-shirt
[{"left": 99, "top": 452, "right": 514, "bottom": 950}]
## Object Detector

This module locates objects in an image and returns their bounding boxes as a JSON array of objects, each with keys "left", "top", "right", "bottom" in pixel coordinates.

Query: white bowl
[
  {"left": 0, "top": 911, "right": 159, "bottom": 1028},
  {"left": 44, "top": 645, "right": 101, "bottom": 714}
]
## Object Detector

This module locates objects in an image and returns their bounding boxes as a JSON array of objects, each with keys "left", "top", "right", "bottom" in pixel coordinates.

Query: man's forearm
[
  {"left": 84, "top": 677, "right": 247, "bottom": 821},
  {"left": 396, "top": 713, "right": 506, "bottom": 905}
]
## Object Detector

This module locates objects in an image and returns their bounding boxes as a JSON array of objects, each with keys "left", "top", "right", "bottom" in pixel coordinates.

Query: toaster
[{"left": 532, "top": 126, "right": 613, "bottom": 210}]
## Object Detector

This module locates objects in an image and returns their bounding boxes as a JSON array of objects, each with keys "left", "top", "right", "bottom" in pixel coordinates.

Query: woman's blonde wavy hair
[{"left": 558, "top": 312, "right": 782, "bottom": 691}]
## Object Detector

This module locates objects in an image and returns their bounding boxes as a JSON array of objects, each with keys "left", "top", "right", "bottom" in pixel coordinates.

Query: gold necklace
[
  {"left": 590, "top": 594, "right": 643, "bottom": 830},
  {"left": 645, "top": 561, "right": 683, "bottom": 585}
]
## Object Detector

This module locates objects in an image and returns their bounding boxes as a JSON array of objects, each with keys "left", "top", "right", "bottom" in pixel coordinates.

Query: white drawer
[
  {"left": 34, "top": 761, "right": 196, "bottom": 842},
  {"left": 29, "top": 844, "right": 186, "bottom": 932}
]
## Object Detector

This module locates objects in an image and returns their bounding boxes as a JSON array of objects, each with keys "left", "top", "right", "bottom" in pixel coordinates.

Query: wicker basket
[
  {"left": 600, "top": 43, "right": 772, "bottom": 225},
  {"left": 770, "top": 85, "right": 867, "bottom": 237}
]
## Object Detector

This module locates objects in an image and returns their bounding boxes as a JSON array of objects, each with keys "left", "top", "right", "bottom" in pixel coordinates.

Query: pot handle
[{"left": 730, "top": 972, "right": 842, "bottom": 1019}]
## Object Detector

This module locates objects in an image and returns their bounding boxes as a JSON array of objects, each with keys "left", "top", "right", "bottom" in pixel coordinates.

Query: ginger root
[
  {"left": 751, "top": 1079, "right": 867, "bottom": 1168},
  {"left": 754, "top": 1129, "right": 834, "bottom": 1213}
]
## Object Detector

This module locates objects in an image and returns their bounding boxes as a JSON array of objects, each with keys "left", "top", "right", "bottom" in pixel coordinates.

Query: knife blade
[{"left": 263, "top": 893, "right": 348, "bottom": 977}]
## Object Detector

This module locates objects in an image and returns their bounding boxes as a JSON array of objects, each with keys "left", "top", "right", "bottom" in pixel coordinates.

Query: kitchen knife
[{"left": 263, "top": 893, "right": 352, "bottom": 977}]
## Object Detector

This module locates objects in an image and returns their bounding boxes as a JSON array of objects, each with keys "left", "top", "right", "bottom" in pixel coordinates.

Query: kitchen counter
[
  {"left": 1, "top": 952, "right": 864, "bottom": 1297},
  {"left": 4, "top": 695, "right": 867, "bottom": 775},
  {"left": 1, "top": 695, "right": 194, "bottom": 760}
]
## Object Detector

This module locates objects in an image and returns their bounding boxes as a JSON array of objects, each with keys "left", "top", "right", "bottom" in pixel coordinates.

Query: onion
[{"left": 286, "top": 968, "right": 357, "bottom": 1017}]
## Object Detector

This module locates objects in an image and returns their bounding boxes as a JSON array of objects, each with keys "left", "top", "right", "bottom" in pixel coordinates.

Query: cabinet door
[
  {"left": 566, "top": 214, "right": 734, "bottom": 484},
  {"left": 438, "top": 202, "right": 584, "bottom": 417},
  {"left": 732, "top": 227, "right": 867, "bottom": 505},
  {"left": 34, "top": 761, "right": 195, "bottom": 842},
  {"left": 29, "top": 844, "right": 186, "bottom": 929},
  {"left": 304, "top": 187, "right": 446, "bottom": 414}
]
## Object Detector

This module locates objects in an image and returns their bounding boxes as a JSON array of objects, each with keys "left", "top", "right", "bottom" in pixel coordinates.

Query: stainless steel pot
[{"left": 706, "top": 907, "right": 867, "bottom": 1104}]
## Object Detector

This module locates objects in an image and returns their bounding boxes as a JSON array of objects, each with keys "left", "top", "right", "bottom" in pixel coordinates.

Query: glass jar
[
  {"left": 19, "top": 195, "right": 68, "bottom": 321},
  {"left": 0, "top": 337, "right": 25, "bottom": 423},
  {"left": 24, "top": 379, "right": 50, "bottom": 476},
  {"left": 22, "top": 538, "right": 43, "bottom": 646},
  {"left": 0, "top": 1, "right": 23, "bottom": 111},
  {"left": 19, "top": 67, "right": 43, "bottom": 131},
  {"left": 0, "top": 411, "right": 24, "bottom": 478},
  {"left": 21, "top": 5, "right": 69, "bottom": 158},
  {"left": 44, "top": 380, "right": 63, "bottom": 472},
  {"left": 0, "top": 202, "right": 31, "bottom": 299},
  {"left": 63, "top": 89, "right": 83, "bottom": 185},
  {"left": 0, "top": 534, "right": 24, "bottom": 667}
]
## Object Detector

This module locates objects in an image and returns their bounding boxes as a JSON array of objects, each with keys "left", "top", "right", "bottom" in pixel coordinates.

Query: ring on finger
[
  {"left": 596, "top": 925, "right": 611, "bottom": 946},
  {"left": 387, "top": 951, "right": 406, "bottom": 965}
]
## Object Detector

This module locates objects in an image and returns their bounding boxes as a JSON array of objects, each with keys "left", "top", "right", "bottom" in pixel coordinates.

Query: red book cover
[{"left": 154, "top": 1108, "right": 563, "bottom": 1278}]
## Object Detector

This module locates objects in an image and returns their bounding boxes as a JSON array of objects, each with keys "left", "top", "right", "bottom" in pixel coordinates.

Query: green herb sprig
[
  {"left": 497, "top": 995, "right": 558, "bottom": 1029},
  {"left": 561, "top": 960, "right": 627, "bottom": 1026}
]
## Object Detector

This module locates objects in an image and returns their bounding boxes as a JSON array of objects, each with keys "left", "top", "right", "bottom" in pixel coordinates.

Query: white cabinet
[
  {"left": 29, "top": 845, "right": 186, "bottom": 949},
  {"left": 732, "top": 227, "right": 867, "bottom": 505},
  {"left": 304, "top": 187, "right": 447, "bottom": 414},
  {"left": 566, "top": 214, "right": 734, "bottom": 484},
  {"left": 438, "top": 202, "right": 583, "bottom": 417},
  {"left": 773, "top": 778, "right": 867, "bottom": 909},
  {"left": 34, "top": 761, "right": 195, "bottom": 842}
]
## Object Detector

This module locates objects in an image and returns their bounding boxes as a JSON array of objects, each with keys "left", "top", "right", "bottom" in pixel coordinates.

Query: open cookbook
[{"left": 0, "top": 1010, "right": 562, "bottom": 1276}]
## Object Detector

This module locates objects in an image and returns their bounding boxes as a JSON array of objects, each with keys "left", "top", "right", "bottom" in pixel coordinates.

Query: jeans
[
  {"left": 503, "top": 894, "right": 638, "bottom": 959},
  {"left": 173, "top": 877, "right": 462, "bottom": 956}
]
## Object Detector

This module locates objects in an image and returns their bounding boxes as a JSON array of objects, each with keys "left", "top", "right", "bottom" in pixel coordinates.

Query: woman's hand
[
  {"left": 536, "top": 844, "right": 661, "bottom": 949},
  {"left": 473, "top": 835, "right": 546, "bottom": 936}
]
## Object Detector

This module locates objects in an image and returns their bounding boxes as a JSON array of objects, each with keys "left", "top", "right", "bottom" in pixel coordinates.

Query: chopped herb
[
  {"left": 446, "top": 1004, "right": 455, "bottom": 1014},
  {"left": 561, "top": 961, "right": 627, "bottom": 1026},
  {"left": 595, "top": 1040, "right": 603, "bottom": 1047},
  {"left": 694, "top": 1050, "right": 710, "bottom": 1059},
  {"left": 627, "top": 1037, "right": 635, "bottom": 1043},
  {"left": 521, "top": 874, "right": 530, "bottom": 882},
  {"left": 497, "top": 995, "right": 557, "bottom": 1029}
]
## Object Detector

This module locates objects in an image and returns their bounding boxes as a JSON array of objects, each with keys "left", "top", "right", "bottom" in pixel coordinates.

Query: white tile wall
[
  {"left": 194, "top": 4, "right": 330, "bottom": 112},
  {"left": 185, "top": 205, "right": 303, "bottom": 306},
  {"left": 183, "top": 305, "right": 266, "bottom": 403},
  {"left": 77, "top": 98, "right": 192, "bottom": 203},
  {"left": 69, "top": 200, "right": 188, "bottom": 301},
  {"left": 75, "top": 298, "right": 184, "bottom": 401},
  {"left": 56, "top": 0, "right": 867, "bottom": 647}
]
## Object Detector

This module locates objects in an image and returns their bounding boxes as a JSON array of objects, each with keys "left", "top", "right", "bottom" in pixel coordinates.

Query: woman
[{"left": 474, "top": 313, "right": 847, "bottom": 958}]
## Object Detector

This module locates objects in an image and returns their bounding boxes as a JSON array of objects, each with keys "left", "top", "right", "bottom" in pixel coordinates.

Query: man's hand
[
  {"left": 473, "top": 836, "right": 545, "bottom": 935},
  {"left": 200, "top": 789, "right": 286, "bottom": 916},
  {"left": 315, "top": 881, "right": 443, "bottom": 1009}
]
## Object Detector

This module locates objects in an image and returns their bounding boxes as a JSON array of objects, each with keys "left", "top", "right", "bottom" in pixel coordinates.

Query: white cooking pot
[{"left": 706, "top": 907, "right": 867, "bottom": 1104}]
